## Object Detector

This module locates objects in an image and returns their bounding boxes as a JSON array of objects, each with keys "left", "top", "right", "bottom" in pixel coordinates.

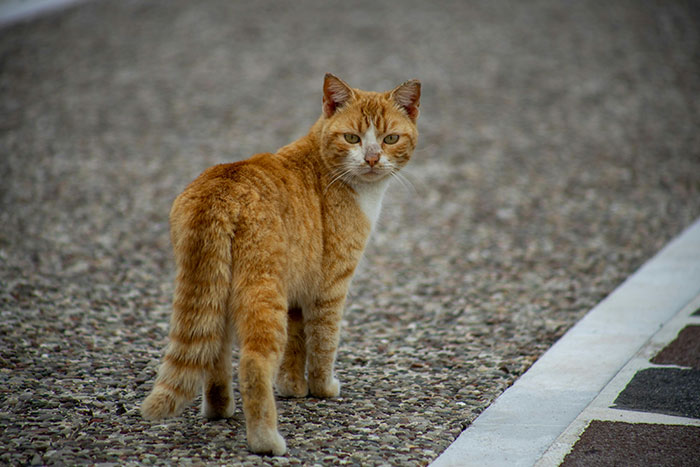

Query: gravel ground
[{"left": 1, "top": 0, "right": 699, "bottom": 465}]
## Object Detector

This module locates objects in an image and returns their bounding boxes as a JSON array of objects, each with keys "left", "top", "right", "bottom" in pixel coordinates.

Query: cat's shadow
[{"left": 137, "top": 403, "right": 249, "bottom": 452}]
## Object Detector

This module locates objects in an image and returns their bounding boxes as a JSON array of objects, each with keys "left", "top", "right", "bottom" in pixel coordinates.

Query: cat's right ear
[
  {"left": 323, "top": 73, "right": 354, "bottom": 118},
  {"left": 391, "top": 79, "right": 421, "bottom": 122}
]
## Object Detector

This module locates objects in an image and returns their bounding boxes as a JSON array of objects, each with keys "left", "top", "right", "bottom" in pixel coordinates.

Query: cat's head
[{"left": 318, "top": 74, "right": 420, "bottom": 186}]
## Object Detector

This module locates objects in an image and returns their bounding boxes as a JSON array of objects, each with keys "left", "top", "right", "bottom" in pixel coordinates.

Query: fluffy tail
[{"left": 141, "top": 201, "right": 232, "bottom": 420}]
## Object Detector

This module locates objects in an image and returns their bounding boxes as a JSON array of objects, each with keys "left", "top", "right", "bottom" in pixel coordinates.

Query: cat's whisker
[
  {"left": 389, "top": 171, "right": 408, "bottom": 193},
  {"left": 325, "top": 167, "right": 356, "bottom": 193},
  {"left": 390, "top": 170, "right": 417, "bottom": 195}
]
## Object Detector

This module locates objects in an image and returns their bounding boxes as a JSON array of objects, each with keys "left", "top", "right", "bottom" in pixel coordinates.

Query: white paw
[
  {"left": 309, "top": 376, "right": 340, "bottom": 398},
  {"left": 247, "top": 426, "right": 287, "bottom": 456},
  {"left": 276, "top": 373, "right": 309, "bottom": 398}
]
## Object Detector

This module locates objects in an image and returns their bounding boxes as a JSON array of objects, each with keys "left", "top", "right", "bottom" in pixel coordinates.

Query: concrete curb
[
  {"left": 0, "top": 0, "right": 87, "bottom": 28},
  {"left": 431, "top": 217, "right": 700, "bottom": 467}
]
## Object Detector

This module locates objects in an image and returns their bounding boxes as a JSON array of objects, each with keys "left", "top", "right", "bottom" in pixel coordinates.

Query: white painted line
[
  {"left": 583, "top": 407, "right": 700, "bottom": 426},
  {"left": 430, "top": 218, "right": 700, "bottom": 467},
  {"left": 0, "top": 0, "right": 88, "bottom": 28}
]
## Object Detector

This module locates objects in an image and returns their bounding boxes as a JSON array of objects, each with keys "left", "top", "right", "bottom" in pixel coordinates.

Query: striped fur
[{"left": 141, "top": 74, "right": 420, "bottom": 456}]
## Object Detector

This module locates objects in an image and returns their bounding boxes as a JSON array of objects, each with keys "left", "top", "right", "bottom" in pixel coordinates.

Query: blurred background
[{"left": 1, "top": 0, "right": 699, "bottom": 464}]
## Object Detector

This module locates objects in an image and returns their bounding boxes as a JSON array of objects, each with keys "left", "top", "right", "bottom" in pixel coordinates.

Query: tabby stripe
[
  {"left": 169, "top": 332, "right": 220, "bottom": 346},
  {"left": 155, "top": 381, "right": 189, "bottom": 398},
  {"left": 314, "top": 295, "right": 345, "bottom": 310},
  {"left": 331, "top": 267, "right": 356, "bottom": 285},
  {"left": 163, "top": 353, "right": 207, "bottom": 371}
]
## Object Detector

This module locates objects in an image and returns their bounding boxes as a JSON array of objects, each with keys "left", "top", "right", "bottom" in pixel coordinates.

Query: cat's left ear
[
  {"left": 323, "top": 73, "right": 354, "bottom": 118},
  {"left": 391, "top": 79, "right": 421, "bottom": 121}
]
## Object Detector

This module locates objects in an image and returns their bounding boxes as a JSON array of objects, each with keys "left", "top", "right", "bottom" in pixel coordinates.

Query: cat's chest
[{"left": 353, "top": 179, "right": 390, "bottom": 231}]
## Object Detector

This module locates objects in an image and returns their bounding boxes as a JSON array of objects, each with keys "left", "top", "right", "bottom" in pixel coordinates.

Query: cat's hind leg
[
  {"left": 235, "top": 282, "right": 288, "bottom": 456},
  {"left": 276, "top": 306, "right": 309, "bottom": 398},
  {"left": 201, "top": 313, "right": 235, "bottom": 419}
]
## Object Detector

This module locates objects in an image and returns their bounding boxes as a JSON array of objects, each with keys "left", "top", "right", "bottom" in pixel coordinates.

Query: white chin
[{"left": 358, "top": 170, "right": 388, "bottom": 182}]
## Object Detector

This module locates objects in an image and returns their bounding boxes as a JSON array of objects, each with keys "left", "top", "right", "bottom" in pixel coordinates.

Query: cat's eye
[
  {"left": 383, "top": 134, "right": 400, "bottom": 144},
  {"left": 344, "top": 133, "right": 360, "bottom": 144}
]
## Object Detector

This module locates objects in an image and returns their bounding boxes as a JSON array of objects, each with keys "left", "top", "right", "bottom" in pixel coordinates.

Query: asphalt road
[{"left": 1, "top": 0, "right": 699, "bottom": 465}]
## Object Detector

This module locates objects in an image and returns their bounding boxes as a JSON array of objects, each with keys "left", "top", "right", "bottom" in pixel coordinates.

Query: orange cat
[{"left": 141, "top": 74, "right": 420, "bottom": 455}]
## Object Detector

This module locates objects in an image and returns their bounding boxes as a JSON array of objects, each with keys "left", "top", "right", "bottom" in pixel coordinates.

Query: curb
[
  {"left": 431, "top": 217, "right": 700, "bottom": 467},
  {"left": 0, "top": 0, "right": 86, "bottom": 29}
]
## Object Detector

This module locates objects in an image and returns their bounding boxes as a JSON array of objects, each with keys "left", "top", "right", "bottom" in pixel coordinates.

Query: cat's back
[
  {"left": 181, "top": 154, "right": 279, "bottom": 194},
  {"left": 174, "top": 153, "right": 290, "bottom": 210},
  {"left": 169, "top": 152, "right": 319, "bottom": 241}
]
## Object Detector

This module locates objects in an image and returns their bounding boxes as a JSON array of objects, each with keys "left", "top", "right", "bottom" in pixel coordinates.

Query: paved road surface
[{"left": 1, "top": 1, "right": 699, "bottom": 465}]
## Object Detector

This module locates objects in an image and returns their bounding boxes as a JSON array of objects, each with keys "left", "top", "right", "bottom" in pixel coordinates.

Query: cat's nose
[{"left": 364, "top": 145, "right": 381, "bottom": 167}]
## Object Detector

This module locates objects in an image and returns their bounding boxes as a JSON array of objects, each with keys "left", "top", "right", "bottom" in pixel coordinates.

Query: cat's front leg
[{"left": 305, "top": 295, "right": 345, "bottom": 398}]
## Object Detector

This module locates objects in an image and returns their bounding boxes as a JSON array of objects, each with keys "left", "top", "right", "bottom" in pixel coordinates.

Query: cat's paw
[
  {"left": 309, "top": 376, "right": 340, "bottom": 398},
  {"left": 201, "top": 391, "right": 235, "bottom": 419},
  {"left": 276, "top": 372, "right": 309, "bottom": 398},
  {"left": 247, "top": 426, "right": 287, "bottom": 456},
  {"left": 141, "top": 386, "right": 183, "bottom": 420}
]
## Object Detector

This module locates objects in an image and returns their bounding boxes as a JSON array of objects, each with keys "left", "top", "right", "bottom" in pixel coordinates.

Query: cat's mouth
[{"left": 358, "top": 167, "right": 389, "bottom": 181}]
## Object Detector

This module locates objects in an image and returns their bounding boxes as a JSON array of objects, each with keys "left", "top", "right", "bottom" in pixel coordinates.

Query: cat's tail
[{"left": 141, "top": 200, "right": 233, "bottom": 420}]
